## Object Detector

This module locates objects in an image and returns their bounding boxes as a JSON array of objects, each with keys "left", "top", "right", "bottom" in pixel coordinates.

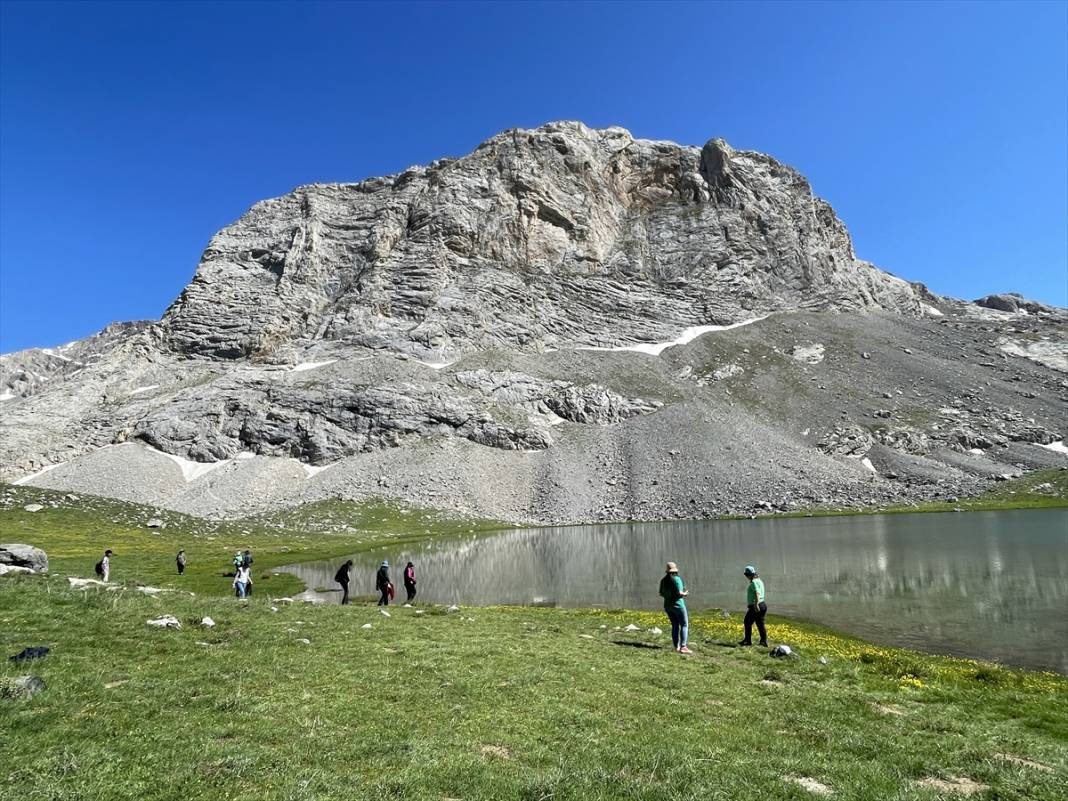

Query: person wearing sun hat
[
  {"left": 658, "top": 561, "right": 691, "bottom": 654},
  {"left": 739, "top": 564, "right": 768, "bottom": 647}
]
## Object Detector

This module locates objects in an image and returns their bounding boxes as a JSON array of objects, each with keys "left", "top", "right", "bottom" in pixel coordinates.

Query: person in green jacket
[
  {"left": 658, "top": 562, "right": 692, "bottom": 654},
  {"left": 739, "top": 564, "right": 768, "bottom": 647}
]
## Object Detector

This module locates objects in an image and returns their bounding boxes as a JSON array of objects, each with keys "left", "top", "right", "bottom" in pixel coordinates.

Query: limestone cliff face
[{"left": 161, "top": 122, "right": 919, "bottom": 361}]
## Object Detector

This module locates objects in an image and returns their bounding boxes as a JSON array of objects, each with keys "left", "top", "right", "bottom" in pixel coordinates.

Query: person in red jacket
[{"left": 403, "top": 561, "right": 417, "bottom": 603}]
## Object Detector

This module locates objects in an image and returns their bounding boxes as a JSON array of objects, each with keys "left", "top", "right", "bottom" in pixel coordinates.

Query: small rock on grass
[
  {"left": 296, "top": 638, "right": 311, "bottom": 645},
  {"left": 380, "top": 609, "right": 391, "bottom": 617},
  {"left": 624, "top": 623, "right": 640, "bottom": 632},
  {"left": 146, "top": 615, "right": 181, "bottom": 629},
  {"left": 361, "top": 623, "right": 373, "bottom": 630},
  {"left": 915, "top": 776, "right": 989, "bottom": 795},
  {"left": 993, "top": 754, "right": 1052, "bottom": 772},
  {"left": 649, "top": 627, "right": 663, "bottom": 635},
  {"left": 0, "top": 675, "right": 46, "bottom": 700},
  {"left": 785, "top": 776, "right": 833, "bottom": 796},
  {"left": 23, "top": 504, "right": 43, "bottom": 513},
  {"left": 447, "top": 605, "right": 460, "bottom": 613},
  {"left": 200, "top": 617, "right": 215, "bottom": 628}
]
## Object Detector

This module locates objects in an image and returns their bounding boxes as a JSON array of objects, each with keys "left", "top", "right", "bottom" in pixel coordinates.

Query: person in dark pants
[
  {"left": 375, "top": 560, "right": 391, "bottom": 606},
  {"left": 403, "top": 561, "right": 416, "bottom": 603},
  {"left": 176, "top": 550, "right": 186, "bottom": 575},
  {"left": 335, "top": 560, "right": 353, "bottom": 605},
  {"left": 739, "top": 564, "right": 768, "bottom": 647}
]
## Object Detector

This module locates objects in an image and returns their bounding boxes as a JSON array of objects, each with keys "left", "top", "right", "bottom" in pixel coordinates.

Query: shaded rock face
[
  {"left": 0, "top": 544, "right": 48, "bottom": 573},
  {"left": 162, "top": 122, "right": 920, "bottom": 361}
]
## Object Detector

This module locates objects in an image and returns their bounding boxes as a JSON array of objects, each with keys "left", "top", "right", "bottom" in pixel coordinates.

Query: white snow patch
[
  {"left": 791, "top": 343, "right": 825, "bottom": 364},
  {"left": 289, "top": 458, "right": 335, "bottom": 478},
  {"left": 923, "top": 304, "right": 944, "bottom": 317},
  {"left": 998, "top": 339, "right": 1068, "bottom": 372},
  {"left": 128, "top": 385, "right": 160, "bottom": 395},
  {"left": 289, "top": 359, "right": 337, "bottom": 373},
  {"left": 967, "top": 448, "right": 985, "bottom": 455},
  {"left": 860, "top": 457, "right": 877, "bottom": 474},
  {"left": 12, "top": 461, "right": 66, "bottom": 486},
  {"left": 0, "top": 392, "right": 15, "bottom": 401},
  {"left": 578, "top": 315, "right": 769, "bottom": 356},
  {"left": 235, "top": 451, "right": 257, "bottom": 460},
  {"left": 143, "top": 445, "right": 231, "bottom": 482},
  {"left": 1040, "top": 440, "right": 1068, "bottom": 455},
  {"left": 416, "top": 358, "right": 459, "bottom": 369}
]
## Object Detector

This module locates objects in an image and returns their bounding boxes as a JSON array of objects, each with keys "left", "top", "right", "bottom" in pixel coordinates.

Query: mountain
[{"left": 1, "top": 121, "right": 1065, "bottom": 522}]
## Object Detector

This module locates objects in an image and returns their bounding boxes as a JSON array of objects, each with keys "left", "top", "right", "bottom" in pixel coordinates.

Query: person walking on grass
[
  {"left": 403, "top": 561, "right": 417, "bottom": 603},
  {"left": 376, "top": 560, "right": 392, "bottom": 606},
  {"left": 233, "top": 563, "right": 252, "bottom": 599},
  {"left": 242, "top": 550, "right": 254, "bottom": 595},
  {"left": 739, "top": 565, "right": 768, "bottom": 647},
  {"left": 95, "top": 549, "right": 113, "bottom": 582},
  {"left": 176, "top": 550, "right": 186, "bottom": 576},
  {"left": 335, "top": 560, "right": 353, "bottom": 605},
  {"left": 659, "top": 561, "right": 691, "bottom": 654}
]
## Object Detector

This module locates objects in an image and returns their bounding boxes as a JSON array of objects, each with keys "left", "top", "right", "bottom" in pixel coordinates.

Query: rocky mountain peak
[{"left": 160, "top": 121, "right": 919, "bottom": 362}]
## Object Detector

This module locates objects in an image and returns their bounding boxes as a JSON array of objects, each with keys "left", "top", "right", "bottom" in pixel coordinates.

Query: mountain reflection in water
[{"left": 285, "top": 509, "right": 1068, "bottom": 673}]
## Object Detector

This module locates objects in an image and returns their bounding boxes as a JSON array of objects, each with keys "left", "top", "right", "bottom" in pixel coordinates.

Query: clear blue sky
[{"left": 1, "top": 0, "right": 1065, "bottom": 352}]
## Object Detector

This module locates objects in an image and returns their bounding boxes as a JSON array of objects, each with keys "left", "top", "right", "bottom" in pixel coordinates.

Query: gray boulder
[
  {"left": 0, "top": 544, "right": 48, "bottom": 573},
  {"left": 0, "top": 675, "right": 46, "bottom": 700}
]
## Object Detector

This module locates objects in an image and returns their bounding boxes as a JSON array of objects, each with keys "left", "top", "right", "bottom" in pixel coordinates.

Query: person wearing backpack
[
  {"left": 335, "top": 560, "right": 353, "bottom": 605},
  {"left": 658, "top": 561, "right": 691, "bottom": 654},
  {"left": 176, "top": 550, "right": 186, "bottom": 576},
  {"left": 375, "top": 560, "right": 392, "bottom": 606},
  {"left": 403, "top": 561, "right": 417, "bottom": 603},
  {"left": 739, "top": 565, "right": 768, "bottom": 647},
  {"left": 95, "top": 549, "right": 113, "bottom": 582},
  {"left": 242, "top": 550, "right": 254, "bottom": 595}
]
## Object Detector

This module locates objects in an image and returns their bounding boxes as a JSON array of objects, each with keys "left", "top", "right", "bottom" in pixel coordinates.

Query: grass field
[{"left": 1, "top": 484, "right": 1067, "bottom": 800}]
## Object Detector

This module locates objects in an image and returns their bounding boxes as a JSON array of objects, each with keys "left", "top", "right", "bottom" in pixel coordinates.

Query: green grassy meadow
[{"left": 1, "top": 485, "right": 1067, "bottom": 800}]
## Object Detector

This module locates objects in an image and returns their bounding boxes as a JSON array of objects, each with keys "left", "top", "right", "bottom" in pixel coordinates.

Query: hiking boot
[
  {"left": 759, "top": 641, "right": 769, "bottom": 648},
  {"left": 738, "top": 640, "right": 752, "bottom": 646}
]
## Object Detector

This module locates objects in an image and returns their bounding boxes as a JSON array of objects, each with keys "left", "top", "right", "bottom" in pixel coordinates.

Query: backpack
[
  {"left": 334, "top": 566, "right": 349, "bottom": 584},
  {"left": 94, "top": 560, "right": 104, "bottom": 577}
]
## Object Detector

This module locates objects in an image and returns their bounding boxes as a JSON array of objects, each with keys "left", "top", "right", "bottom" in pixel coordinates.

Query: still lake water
[{"left": 286, "top": 509, "right": 1068, "bottom": 673}]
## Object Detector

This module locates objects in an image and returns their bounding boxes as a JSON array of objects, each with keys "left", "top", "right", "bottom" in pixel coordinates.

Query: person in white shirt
[
  {"left": 233, "top": 564, "right": 252, "bottom": 598},
  {"left": 96, "top": 549, "right": 112, "bottom": 582}
]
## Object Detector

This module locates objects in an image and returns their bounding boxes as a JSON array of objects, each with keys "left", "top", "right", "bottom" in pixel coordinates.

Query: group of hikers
[
  {"left": 659, "top": 562, "right": 767, "bottom": 653},
  {"left": 94, "top": 547, "right": 766, "bottom": 649},
  {"left": 334, "top": 559, "right": 417, "bottom": 605}
]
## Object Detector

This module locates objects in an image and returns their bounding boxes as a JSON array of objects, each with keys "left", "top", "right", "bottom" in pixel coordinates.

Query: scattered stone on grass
[
  {"left": 361, "top": 623, "right": 373, "bottom": 630},
  {"left": 146, "top": 615, "right": 181, "bottom": 629},
  {"left": 818, "top": 656, "right": 828, "bottom": 665},
  {"left": 915, "top": 776, "right": 990, "bottom": 795},
  {"left": 201, "top": 616, "right": 216, "bottom": 628},
  {"left": 23, "top": 504, "right": 43, "bottom": 513},
  {"left": 10, "top": 646, "right": 50, "bottom": 662},
  {"left": 296, "top": 638, "right": 311, "bottom": 645},
  {"left": 479, "top": 744, "right": 511, "bottom": 760},
  {"left": 447, "top": 605, "right": 460, "bottom": 613},
  {"left": 770, "top": 644, "right": 793, "bottom": 658},
  {"left": 68, "top": 577, "right": 107, "bottom": 589},
  {"left": 759, "top": 679, "right": 783, "bottom": 688},
  {"left": 993, "top": 753, "right": 1052, "bottom": 772},
  {"left": 380, "top": 609, "right": 391, "bottom": 617},
  {"left": 104, "top": 680, "right": 128, "bottom": 689},
  {"left": 624, "top": 623, "right": 640, "bottom": 632},
  {"left": 415, "top": 610, "right": 425, "bottom": 615},
  {"left": 649, "top": 627, "right": 663, "bottom": 635},
  {"left": 0, "top": 544, "right": 48, "bottom": 573},
  {"left": 0, "top": 675, "right": 46, "bottom": 700},
  {"left": 137, "top": 586, "right": 163, "bottom": 595},
  {"left": 145, "top": 518, "right": 164, "bottom": 529},
  {"left": 875, "top": 704, "right": 906, "bottom": 717},
  {"left": 785, "top": 776, "right": 833, "bottom": 796},
  {"left": 579, "top": 634, "right": 595, "bottom": 640}
]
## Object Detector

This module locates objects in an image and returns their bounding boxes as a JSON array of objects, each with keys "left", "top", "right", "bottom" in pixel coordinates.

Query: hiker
[
  {"left": 232, "top": 551, "right": 243, "bottom": 571},
  {"left": 658, "top": 561, "right": 691, "bottom": 654},
  {"left": 335, "top": 560, "right": 353, "bottom": 605},
  {"left": 95, "top": 549, "right": 113, "bottom": 582},
  {"left": 375, "top": 560, "right": 392, "bottom": 606},
  {"left": 739, "top": 565, "right": 768, "bottom": 647},
  {"left": 176, "top": 550, "right": 186, "bottom": 576},
  {"left": 233, "top": 563, "right": 252, "bottom": 599},
  {"left": 403, "top": 561, "right": 416, "bottom": 603},
  {"left": 242, "top": 550, "right": 254, "bottom": 595}
]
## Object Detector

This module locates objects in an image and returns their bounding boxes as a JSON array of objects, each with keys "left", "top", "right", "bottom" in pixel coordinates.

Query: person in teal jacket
[
  {"left": 658, "top": 561, "right": 692, "bottom": 654},
  {"left": 739, "top": 564, "right": 768, "bottom": 647}
]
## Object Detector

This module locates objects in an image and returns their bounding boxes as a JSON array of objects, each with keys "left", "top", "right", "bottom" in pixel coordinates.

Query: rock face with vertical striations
[
  {"left": 1, "top": 122, "right": 1064, "bottom": 523},
  {"left": 161, "top": 122, "right": 920, "bottom": 362}
]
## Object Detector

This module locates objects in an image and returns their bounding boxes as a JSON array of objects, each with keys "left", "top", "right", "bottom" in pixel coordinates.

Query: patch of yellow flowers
[{"left": 590, "top": 608, "right": 1065, "bottom": 695}]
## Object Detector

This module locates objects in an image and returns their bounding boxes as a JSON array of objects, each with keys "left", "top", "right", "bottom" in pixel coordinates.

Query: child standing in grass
[
  {"left": 659, "top": 562, "right": 691, "bottom": 654},
  {"left": 739, "top": 565, "right": 768, "bottom": 647},
  {"left": 233, "top": 563, "right": 252, "bottom": 599},
  {"left": 176, "top": 550, "right": 186, "bottom": 575},
  {"left": 95, "top": 549, "right": 112, "bottom": 582}
]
